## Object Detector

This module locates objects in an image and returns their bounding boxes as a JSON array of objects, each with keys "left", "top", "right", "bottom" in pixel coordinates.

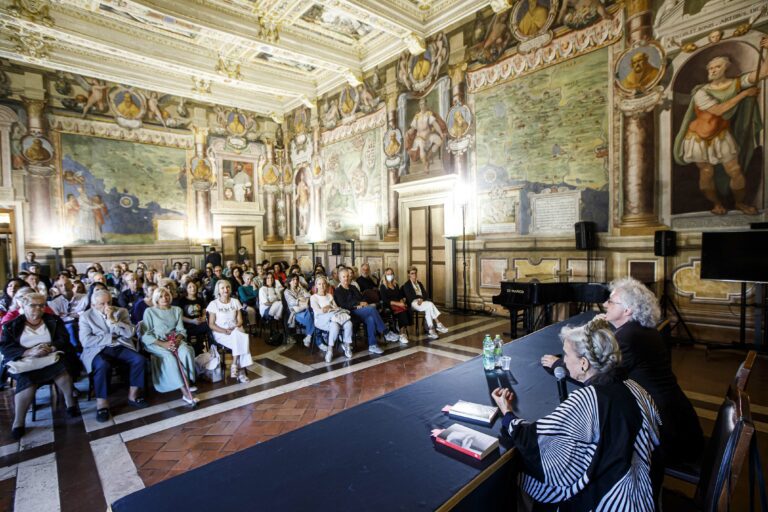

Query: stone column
[
  {"left": 384, "top": 88, "right": 399, "bottom": 242},
  {"left": 619, "top": 1, "right": 660, "bottom": 233},
  {"left": 0, "top": 106, "right": 18, "bottom": 188},
  {"left": 22, "top": 98, "right": 54, "bottom": 242},
  {"left": 191, "top": 126, "right": 213, "bottom": 239},
  {"left": 282, "top": 154, "right": 294, "bottom": 244},
  {"left": 263, "top": 142, "right": 279, "bottom": 242}
]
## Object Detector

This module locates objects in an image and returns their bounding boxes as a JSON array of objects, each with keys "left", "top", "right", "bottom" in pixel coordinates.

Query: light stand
[
  {"left": 461, "top": 201, "right": 468, "bottom": 313},
  {"left": 445, "top": 236, "right": 458, "bottom": 311},
  {"left": 310, "top": 242, "right": 316, "bottom": 266},
  {"left": 51, "top": 246, "right": 62, "bottom": 273},
  {"left": 659, "top": 253, "right": 695, "bottom": 343},
  {"left": 201, "top": 243, "right": 210, "bottom": 269},
  {"left": 346, "top": 239, "right": 356, "bottom": 265}
]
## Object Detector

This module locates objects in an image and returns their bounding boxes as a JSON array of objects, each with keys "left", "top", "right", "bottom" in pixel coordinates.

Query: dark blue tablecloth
[{"left": 112, "top": 312, "right": 595, "bottom": 511}]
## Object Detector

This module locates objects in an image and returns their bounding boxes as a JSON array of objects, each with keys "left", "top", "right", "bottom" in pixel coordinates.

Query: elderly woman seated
[
  {"left": 284, "top": 274, "right": 314, "bottom": 347},
  {"left": 79, "top": 289, "right": 147, "bottom": 422},
  {"left": 310, "top": 276, "right": 353, "bottom": 363},
  {"left": 140, "top": 287, "right": 198, "bottom": 406},
  {"left": 0, "top": 292, "right": 81, "bottom": 440},
  {"left": 492, "top": 317, "right": 662, "bottom": 510},
  {"left": 207, "top": 280, "right": 253, "bottom": 383}
]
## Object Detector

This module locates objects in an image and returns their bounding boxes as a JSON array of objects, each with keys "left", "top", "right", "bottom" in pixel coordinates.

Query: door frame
[{"left": 393, "top": 175, "right": 460, "bottom": 308}]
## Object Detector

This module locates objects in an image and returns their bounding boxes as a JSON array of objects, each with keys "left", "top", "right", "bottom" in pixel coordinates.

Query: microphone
[{"left": 554, "top": 366, "right": 568, "bottom": 403}]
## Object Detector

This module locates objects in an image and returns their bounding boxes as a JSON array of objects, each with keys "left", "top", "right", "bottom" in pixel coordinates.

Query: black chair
[{"left": 663, "top": 387, "right": 756, "bottom": 511}]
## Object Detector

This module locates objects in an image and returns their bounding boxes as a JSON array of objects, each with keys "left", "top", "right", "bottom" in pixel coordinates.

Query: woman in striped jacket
[{"left": 492, "top": 317, "right": 662, "bottom": 511}]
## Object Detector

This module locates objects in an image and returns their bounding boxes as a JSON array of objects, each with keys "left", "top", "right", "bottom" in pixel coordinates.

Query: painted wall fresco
[
  {"left": 321, "top": 126, "right": 384, "bottom": 239},
  {"left": 473, "top": 47, "right": 610, "bottom": 234},
  {"left": 60, "top": 134, "right": 188, "bottom": 244}
]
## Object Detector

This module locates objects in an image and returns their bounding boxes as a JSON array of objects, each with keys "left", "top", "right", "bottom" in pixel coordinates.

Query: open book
[
  {"left": 433, "top": 424, "right": 499, "bottom": 460},
  {"left": 444, "top": 400, "right": 499, "bottom": 426}
]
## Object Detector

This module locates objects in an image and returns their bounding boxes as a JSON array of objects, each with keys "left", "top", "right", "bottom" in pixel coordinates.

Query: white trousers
[
  {"left": 212, "top": 329, "right": 253, "bottom": 368},
  {"left": 259, "top": 301, "right": 283, "bottom": 320},
  {"left": 410, "top": 299, "right": 441, "bottom": 328}
]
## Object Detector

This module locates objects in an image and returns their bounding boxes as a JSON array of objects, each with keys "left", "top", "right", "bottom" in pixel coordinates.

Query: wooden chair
[
  {"left": 730, "top": 350, "right": 757, "bottom": 394},
  {"left": 663, "top": 387, "right": 756, "bottom": 511}
]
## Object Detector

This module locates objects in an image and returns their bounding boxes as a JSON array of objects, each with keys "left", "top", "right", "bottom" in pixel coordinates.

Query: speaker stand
[
  {"left": 659, "top": 254, "right": 695, "bottom": 344},
  {"left": 706, "top": 282, "right": 768, "bottom": 354}
]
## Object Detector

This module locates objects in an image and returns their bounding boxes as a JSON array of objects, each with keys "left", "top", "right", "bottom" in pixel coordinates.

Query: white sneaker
[
  {"left": 325, "top": 346, "right": 334, "bottom": 363},
  {"left": 303, "top": 334, "right": 312, "bottom": 347},
  {"left": 369, "top": 344, "right": 384, "bottom": 355},
  {"left": 427, "top": 329, "right": 439, "bottom": 340},
  {"left": 399, "top": 334, "right": 409, "bottom": 345},
  {"left": 188, "top": 386, "right": 198, "bottom": 392},
  {"left": 436, "top": 323, "right": 448, "bottom": 333},
  {"left": 343, "top": 344, "right": 352, "bottom": 359},
  {"left": 384, "top": 331, "right": 400, "bottom": 343},
  {"left": 318, "top": 343, "right": 328, "bottom": 352}
]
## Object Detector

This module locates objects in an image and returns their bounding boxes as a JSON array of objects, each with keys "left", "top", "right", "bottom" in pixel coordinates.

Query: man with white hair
[{"left": 674, "top": 38, "right": 768, "bottom": 215}]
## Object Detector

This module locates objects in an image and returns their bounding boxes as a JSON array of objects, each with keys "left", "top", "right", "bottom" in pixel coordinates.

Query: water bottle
[
  {"left": 482, "top": 334, "right": 495, "bottom": 370},
  {"left": 493, "top": 334, "right": 503, "bottom": 368}
]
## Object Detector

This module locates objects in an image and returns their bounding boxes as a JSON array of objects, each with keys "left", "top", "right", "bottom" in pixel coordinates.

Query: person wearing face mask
[{"left": 378, "top": 268, "right": 411, "bottom": 344}]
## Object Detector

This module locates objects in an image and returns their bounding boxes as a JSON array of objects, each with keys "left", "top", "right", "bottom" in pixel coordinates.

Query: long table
[{"left": 112, "top": 312, "right": 593, "bottom": 511}]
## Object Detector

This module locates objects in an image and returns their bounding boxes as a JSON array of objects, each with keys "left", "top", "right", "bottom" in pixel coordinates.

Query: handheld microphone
[{"left": 554, "top": 366, "right": 568, "bottom": 403}]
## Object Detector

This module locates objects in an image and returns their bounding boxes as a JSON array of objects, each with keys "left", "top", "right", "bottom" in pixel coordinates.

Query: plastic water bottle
[
  {"left": 493, "top": 335, "right": 503, "bottom": 368},
  {"left": 482, "top": 334, "right": 495, "bottom": 370}
]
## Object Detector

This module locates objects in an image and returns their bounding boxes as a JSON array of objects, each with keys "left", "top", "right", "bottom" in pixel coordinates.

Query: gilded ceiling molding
[
  {"left": 466, "top": 10, "right": 624, "bottom": 93},
  {"left": 320, "top": 106, "right": 386, "bottom": 145},
  {"left": 47, "top": 114, "right": 194, "bottom": 149}
]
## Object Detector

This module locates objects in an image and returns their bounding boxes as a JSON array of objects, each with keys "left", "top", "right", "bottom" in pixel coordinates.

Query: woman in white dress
[
  {"left": 206, "top": 280, "right": 253, "bottom": 383},
  {"left": 310, "top": 276, "right": 353, "bottom": 363},
  {"left": 258, "top": 273, "right": 283, "bottom": 320}
]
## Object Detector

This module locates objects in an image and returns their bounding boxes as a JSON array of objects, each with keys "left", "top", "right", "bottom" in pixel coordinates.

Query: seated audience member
[
  {"left": 328, "top": 267, "right": 340, "bottom": 287},
  {"left": 204, "top": 265, "right": 224, "bottom": 302},
  {"left": 65, "top": 264, "right": 80, "bottom": 280},
  {"left": 237, "top": 272, "right": 258, "bottom": 327},
  {"left": 106, "top": 264, "right": 123, "bottom": 289},
  {"left": 0, "top": 292, "right": 80, "bottom": 439},
  {"left": 348, "top": 267, "right": 361, "bottom": 291},
  {"left": 253, "top": 265, "right": 266, "bottom": 289},
  {"left": 49, "top": 276, "right": 89, "bottom": 348},
  {"left": 223, "top": 261, "right": 236, "bottom": 278},
  {"left": 79, "top": 289, "right": 148, "bottom": 422},
  {"left": 205, "top": 246, "right": 222, "bottom": 268},
  {"left": 229, "top": 266, "right": 244, "bottom": 294},
  {"left": 310, "top": 276, "right": 352, "bottom": 362},
  {"left": 91, "top": 272, "right": 119, "bottom": 299},
  {"left": 27, "top": 264, "right": 52, "bottom": 290},
  {"left": 379, "top": 268, "right": 411, "bottom": 344},
  {"left": 272, "top": 262, "right": 287, "bottom": 285},
  {"left": 207, "top": 280, "right": 253, "bottom": 383},
  {"left": 178, "top": 281, "right": 208, "bottom": 354},
  {"left": 168, "top": 262, "right": 184, "bottom": 282},
  {"left": 117, "top": 272, "right": 144, "bottom": 310},
  {"left": 25, "top": 272, "right": 47, "bottom": 295},
  {"left": 20, "top": 251, "right": 38, "bottom": 272},
  {"left": 284, "top": 274, "right": 314, "bottom": 347},
  {"left": 140, "top": 287, "right": 197, "bottom": 406},
  {"left": 131, "top": 283, "right": 157, "bottom": 325},
  {"left": 2, "top": 287, "right": 55, "bottom": 325},
  {"left": 258, "top": 274, "right": 283, "bottom": 321},
  {"left": 334, "top": 268, "right": 399, "bottom": 354},
  {"left": 157, "top": 278, "right": 180, "bottom": 306},
  {"left": 287, "top": 265, "right": 309, "bottom": 289},
  {"left": 145, "top": 269, "right": 159, "bottom": 287},
  {"left": 134, "top": 267, "right": 146, "bottom": 284},
  {"left": 543, "top": 276, "right": 704, "bottom": 466},
  {"left": 357, "top": 263, "right": 379, "bottom": 296},
  {"left": 0, "top": 278, "right": 26, "bottom": 314},
  {"left": 402, "top": 267, "right": 448, "bottom": 339},
  {"left": 73, "top": 280, "right": 87, "bottom": 295},
  {"left": 493, "top": 317, "right": 662, "bottom": 510},
  {"left": 86, "top": 282, "right": 109, "bottom": 309}
]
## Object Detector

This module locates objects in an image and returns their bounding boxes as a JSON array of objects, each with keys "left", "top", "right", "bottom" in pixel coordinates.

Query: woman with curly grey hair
[
  {"left": 541, "top": 276, "right": 704, "bottom": 466},
  {"left": 492, "top": 317, "right": 662, "bottom": 510}
]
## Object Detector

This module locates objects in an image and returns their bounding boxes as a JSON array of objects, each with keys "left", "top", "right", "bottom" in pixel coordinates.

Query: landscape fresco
[
  {"left": 321, "top": 127, "right": 384, "bottom": 239},
  {"left": 473, "top": 47, "right": 610, "bottom": 233},
  {"left": 60, "top": 134, "right": 188, "bottom": 244}
]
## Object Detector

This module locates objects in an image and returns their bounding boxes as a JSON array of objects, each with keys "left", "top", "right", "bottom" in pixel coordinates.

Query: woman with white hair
[
  {"left": 140, "top": 287, "right": 197, "bottom": 406},
  {"left": 493, "top": 317, "right": 662, "bottom": 510},
  {"left": 207, "top": 279, "right": 253, "bottom": 383},
  {"left": 541, "top": 276, "right": 704, "bottom": 466}
]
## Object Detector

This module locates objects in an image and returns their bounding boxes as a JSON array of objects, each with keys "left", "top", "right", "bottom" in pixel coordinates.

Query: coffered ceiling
[{"left": 0, "top": 0, "right": 494, "bottom": 118}]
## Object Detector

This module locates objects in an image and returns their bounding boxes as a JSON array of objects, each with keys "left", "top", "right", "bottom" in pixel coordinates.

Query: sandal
[
  {"left": 182, "top": 396, "right": 199, "bottom": 407},
  {"left": 237, "top": 371, "right": 250, "bottom": 384}
]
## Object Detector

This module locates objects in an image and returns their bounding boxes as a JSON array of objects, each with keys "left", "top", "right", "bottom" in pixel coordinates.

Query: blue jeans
[
  {"left": 351, "top": 305, "right": 386, "bottom": 347},
  {"left": 294, "top": 309, "right": 315, "bottom": 336}
]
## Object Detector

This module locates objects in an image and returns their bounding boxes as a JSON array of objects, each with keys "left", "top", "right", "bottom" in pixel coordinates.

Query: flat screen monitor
[{"left": 700, "top": 231, "right": 768, "bottom": 283}]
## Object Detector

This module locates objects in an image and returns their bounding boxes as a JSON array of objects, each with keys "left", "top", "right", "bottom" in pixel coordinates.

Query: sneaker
[
  {"left": 318, "top": 343, "right": 328, "bottom": 352},
  {"left": 343, "top": 344, "right": 352, "bottom": 359},
  {"left": 436, "top": 323, "right": 448, "bottom": 334},
  {"left": 188, "top": 386, "right": 198, "bottom": 392},
  {"left": 399, "top": 334, "right": 409, "bottom": 345},
  {"left": 303, "top": 334, "right": 312, "bottom": 347},
  {"left": 369, "top": 344, "right": 384, "bottom": 355},
  {"left": 384, "top": 331, "right": 400, "bottom": 343},
  {"left": 325, "top": 346, "right": 334, "bottom": 363},
  {"left": 427, "top": 329, "right": 439, "bottom": 340}
]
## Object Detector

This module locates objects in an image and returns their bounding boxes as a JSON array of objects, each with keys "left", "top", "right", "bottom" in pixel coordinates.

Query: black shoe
[
  {"left": 96, "top": 408, "right": 110, "bottom": 423},
  {"left": 127, "top": 398, "right": 149, "bottom": 409},
  {"left": 66, "top": 405, "right": 81, "bottom": 418},
  {"left": 11, "top": 426, "right": 25, "bottom": 440}
]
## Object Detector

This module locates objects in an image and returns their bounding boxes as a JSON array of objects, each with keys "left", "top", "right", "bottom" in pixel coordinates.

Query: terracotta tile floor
[{"left": 127, "top": 350, "right": 460, "bottom": 486}]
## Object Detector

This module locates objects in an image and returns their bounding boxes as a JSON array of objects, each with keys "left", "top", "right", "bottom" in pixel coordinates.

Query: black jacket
[
  {"left": 0, "top": 313, "right": 82, "bottom": 376},
  {"left": 402, "top": 280, "right": 430, "bottom": 304}
]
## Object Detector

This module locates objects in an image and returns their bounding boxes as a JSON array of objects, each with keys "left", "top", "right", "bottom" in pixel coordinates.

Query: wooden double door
[{"left": 408, "top": 205, "right": 446, "bottom": 307}]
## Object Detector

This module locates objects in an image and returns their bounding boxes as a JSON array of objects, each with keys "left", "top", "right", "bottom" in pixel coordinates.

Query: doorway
[
  {"left": 0, "top": 209, "right": 14, "bottom": 282},
  {"left": 408, "top": 205, "right": 445, "bottom": 306},
  {"left": 221, "top": 226, "right": 256, "bottom": 263}
]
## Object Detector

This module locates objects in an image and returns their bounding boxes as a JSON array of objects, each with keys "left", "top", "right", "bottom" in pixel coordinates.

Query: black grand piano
[{"left": 492, "top": 275, "right": 609, "bottom": 337}]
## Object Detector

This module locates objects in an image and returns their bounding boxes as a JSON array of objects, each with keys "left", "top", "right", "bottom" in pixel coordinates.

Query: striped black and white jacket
[{"left": 502, "top": 375, "right": 661, "bottom": 511}]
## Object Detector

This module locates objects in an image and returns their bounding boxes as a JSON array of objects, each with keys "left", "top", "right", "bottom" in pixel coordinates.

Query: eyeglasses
[
  {"left": 605, "top": 299, "right": 624, "bottom": 307},
  {"left": 26, "top": 303, "right": 46, "bottom": 308}
]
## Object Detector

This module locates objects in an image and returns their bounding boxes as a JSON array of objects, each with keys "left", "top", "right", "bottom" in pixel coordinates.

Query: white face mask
[{"left": 386, "top": 274, "right": 394, "bottom": 282}]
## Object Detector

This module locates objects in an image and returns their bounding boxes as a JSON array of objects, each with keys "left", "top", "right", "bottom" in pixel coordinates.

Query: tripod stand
[{"left": 659, "top": 254, "right": 695, "bottom": 343}]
